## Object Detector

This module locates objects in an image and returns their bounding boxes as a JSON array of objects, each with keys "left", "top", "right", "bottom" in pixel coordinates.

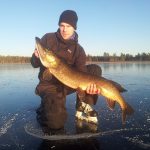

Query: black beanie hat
[{"left": 58, "top": 10, "right": 78, "bottom": 29}]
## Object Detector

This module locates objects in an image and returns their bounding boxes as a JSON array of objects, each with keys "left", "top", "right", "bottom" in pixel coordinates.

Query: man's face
[{"left": 59, "top": 22, "right": 75, "bottom": 40}]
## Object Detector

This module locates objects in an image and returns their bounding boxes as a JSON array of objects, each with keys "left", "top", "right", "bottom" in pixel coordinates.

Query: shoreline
[
  {"left": 86, "top": 61, "right": 150, "bottom": 65},
  {"left": 0, "top": 61, "right": 150, "bottom": 65}
]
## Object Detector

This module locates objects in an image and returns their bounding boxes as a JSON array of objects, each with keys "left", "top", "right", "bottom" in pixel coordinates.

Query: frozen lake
[{"left": 0, "top": 62, "right": 150, "bottom": 150}]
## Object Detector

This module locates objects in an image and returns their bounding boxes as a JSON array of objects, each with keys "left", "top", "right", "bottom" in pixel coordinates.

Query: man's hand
[
  {"left": 86, "top": 83, "right": 101, "bottom": 95},
  {"left": 34, "top": 49, "right": 39, "bottom": 58}
]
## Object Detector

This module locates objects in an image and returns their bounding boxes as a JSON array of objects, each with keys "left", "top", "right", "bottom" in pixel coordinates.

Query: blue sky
[{"left": 0, "top": 0, "right": 150, "bottom": 56}]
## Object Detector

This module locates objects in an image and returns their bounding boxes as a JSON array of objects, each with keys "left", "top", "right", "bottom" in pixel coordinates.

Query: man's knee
[
  {"left": 76, "top": 92, "right": 98, "bottom": 106},
  {"left": 46, "top": 111, "right": 67, "bottom": 129},
  {"left": 86, "top": 64, "right": 102, "bottom": 77},
  {"left": 84, "top": 94, "right": 98, "bottom": 105},
  {"left": 86, "top": 64, "right": 102, "bottom": 105}
]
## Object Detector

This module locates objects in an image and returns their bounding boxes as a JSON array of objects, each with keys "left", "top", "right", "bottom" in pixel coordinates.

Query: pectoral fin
[{"left": 106, "top": 98, "right": 116, "bottom": 110}]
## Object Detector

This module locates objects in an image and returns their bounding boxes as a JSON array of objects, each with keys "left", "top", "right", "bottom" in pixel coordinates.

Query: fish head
[{"left": 35, "top": 37, "right": 58, "bottom": 68}]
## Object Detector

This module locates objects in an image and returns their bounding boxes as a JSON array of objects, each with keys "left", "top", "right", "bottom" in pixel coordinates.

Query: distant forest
[
  {"left": 86, "top": 52, "right": 150, "bottom": 62},
  {"left": 0, "top": 52, "right": 150, "bottom": 63},
  {"left": 0, "top": 55, "right": 31, "bottom": 63}
]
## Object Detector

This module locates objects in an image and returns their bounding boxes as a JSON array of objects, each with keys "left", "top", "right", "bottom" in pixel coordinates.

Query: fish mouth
[
  {"left": 35, "top": 37, "right": 51, "bottom": 68},
  {"left": 35, "top": 37, "right": 45, "bottom": 57}
]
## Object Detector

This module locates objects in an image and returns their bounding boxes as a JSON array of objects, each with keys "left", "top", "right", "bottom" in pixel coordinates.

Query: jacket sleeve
[{"left": 74, "top": 46, "right": 87, "bottom": 72}]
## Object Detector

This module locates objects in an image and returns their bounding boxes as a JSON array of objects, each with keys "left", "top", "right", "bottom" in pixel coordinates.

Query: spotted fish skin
[{"left": 35, "top": 37, "right": 134, "bottom": 124}]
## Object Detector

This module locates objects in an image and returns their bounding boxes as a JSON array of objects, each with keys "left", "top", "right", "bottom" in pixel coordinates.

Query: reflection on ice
[
  {"left": 0, "top": 114, "right": 18, "bottom": 137},
  {"left": 124, "top": 130, "right": 150, "bottom": 149}
]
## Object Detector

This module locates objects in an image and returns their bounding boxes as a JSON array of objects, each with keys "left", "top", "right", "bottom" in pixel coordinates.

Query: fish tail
[{"left": 122, "top": 102, "right": 134, "bottom": 124}]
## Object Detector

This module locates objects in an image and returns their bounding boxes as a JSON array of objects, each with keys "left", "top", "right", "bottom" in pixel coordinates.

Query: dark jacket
[{"left": 31, "top": 30, "right": 86, "bottom": 84}]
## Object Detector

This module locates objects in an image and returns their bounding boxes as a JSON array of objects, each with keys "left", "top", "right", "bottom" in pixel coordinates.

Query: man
[{"left": 31, "top": 10, "right": 101, "bottom": 130}]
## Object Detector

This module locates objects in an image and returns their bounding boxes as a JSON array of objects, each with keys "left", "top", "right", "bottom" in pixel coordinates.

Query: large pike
[{"left": 35, "top": 37, "right": 134, "bottom": 124}]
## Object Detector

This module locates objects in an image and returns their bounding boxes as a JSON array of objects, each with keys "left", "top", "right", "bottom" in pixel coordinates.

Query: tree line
[
  {"left": 0, "top": 52, "right": 150, "bottom": 63},
  {"left": 86, "top": 52, "right": 150, "bottom": 62},
  {"left": 0, "top": 55, "right": 31, "bottom": 63}
]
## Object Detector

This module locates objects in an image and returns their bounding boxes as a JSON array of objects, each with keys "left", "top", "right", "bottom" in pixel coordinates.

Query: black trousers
[{"left": 35, "top": 64, "right": 102, "bottom": 129}]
